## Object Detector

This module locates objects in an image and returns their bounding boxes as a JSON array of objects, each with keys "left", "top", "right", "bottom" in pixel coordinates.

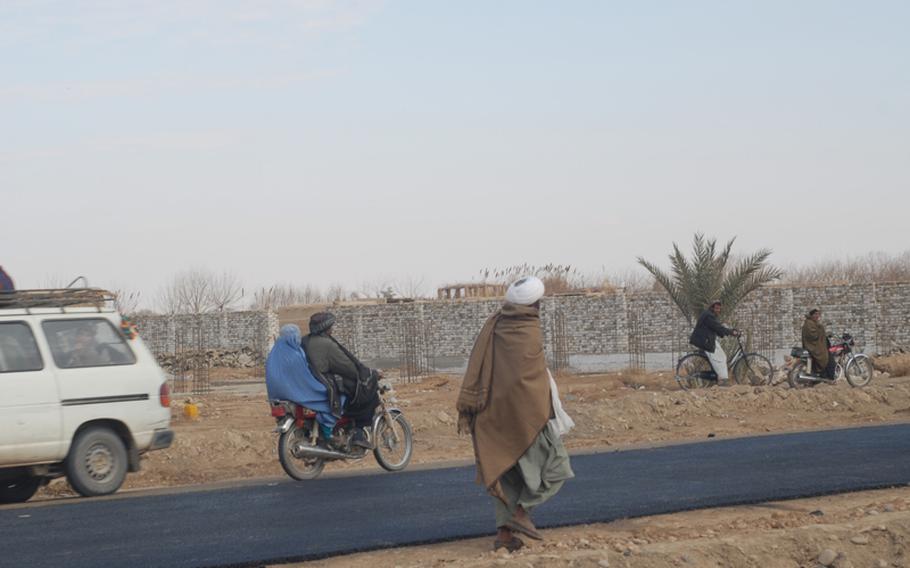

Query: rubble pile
[{"left": 156, "top": 347, "right": 263, "bottom": 371}]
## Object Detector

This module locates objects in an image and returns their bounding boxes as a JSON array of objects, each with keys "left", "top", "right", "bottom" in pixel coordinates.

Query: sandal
[
  {"left": 505, "top": 517, "right": 543, "bottom": 541},
  {"left": 493, "top": 536, "right": 525, "bottom": 552}
]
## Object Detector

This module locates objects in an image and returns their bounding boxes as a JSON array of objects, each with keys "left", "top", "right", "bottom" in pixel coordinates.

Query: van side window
[
  {"left": 43, "top": 319, "right": 137, "bottom": 369},
  {"left": 0, "top": 322, "right": 44, "bottom": 373}
]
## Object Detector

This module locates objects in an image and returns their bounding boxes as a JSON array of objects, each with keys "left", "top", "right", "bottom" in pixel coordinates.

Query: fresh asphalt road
[{"left": 2, "top": 424, "right": 909, "bottom": 568}]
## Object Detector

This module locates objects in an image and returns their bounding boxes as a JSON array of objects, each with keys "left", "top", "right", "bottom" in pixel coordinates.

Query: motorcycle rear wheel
[
  {"left": 278, "top": 427, "right": 325, "bottom": 481},
  {"left": 373, "top": 413, "right": 413, "bottom": 472},
  {"left": 845, "top": 354, "right": 873, "bottom": 388},
  {"left": 787, "top": 361, "right": 815, "bottom": 389}
]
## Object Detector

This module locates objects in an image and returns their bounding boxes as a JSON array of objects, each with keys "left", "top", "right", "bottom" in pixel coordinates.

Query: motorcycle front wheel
[
  {"left": 278, "top": 427, "right": 325, "bottom": 481},
  {"left": 373, "top": 413, "right": 413, "bottom": 472},
  {"left": 845, "top": 354, "right": 873, "bottom": 388}
]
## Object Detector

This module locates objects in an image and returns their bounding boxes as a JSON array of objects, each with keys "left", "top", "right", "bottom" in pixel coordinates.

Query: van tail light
[{"left": 159, "top": 383, "right": 171, "bottom": 407}]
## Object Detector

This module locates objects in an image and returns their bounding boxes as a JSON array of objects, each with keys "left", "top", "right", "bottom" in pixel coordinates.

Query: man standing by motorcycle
[
  {"left": 689, "top": 300, "right": 740, "bottom": 385},
  {"left": 802, "top": 308, "right": 835, "bottom": 379},
  {"left": 302, "top": 313, "right": 381, "bottom": 450}
]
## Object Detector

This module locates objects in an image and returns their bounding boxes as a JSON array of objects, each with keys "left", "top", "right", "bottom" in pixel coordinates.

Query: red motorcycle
[
  {"left": 787, "top": 333, "right": 874, "bottom": 388},
  {"left": 269, "top": 382, "right": 413, "bottom": 480}
]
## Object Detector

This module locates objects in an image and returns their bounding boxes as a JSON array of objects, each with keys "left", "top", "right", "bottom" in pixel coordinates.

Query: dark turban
[{"left": 309, "top": 312, "right": 336, "bottom": 334}]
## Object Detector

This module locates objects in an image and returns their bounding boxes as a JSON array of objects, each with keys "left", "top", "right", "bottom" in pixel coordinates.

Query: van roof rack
[{"left": 0, "top": 288, "right": 115, "bottom": 310}]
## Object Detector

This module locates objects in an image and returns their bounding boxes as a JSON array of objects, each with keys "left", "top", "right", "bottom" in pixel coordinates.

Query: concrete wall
[
  {"left": 132, "top": 282, "right": 910, "bottom": 373},
  {"left": 134, "top": 310, "right": 279, "bottom": 358},
  {"left": 303, "top": 282, "right": 910, "bottom": 372}
]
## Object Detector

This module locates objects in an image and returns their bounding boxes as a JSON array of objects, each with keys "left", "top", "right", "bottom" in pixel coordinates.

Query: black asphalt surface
[{"left": 2, "top": 424, "right": 909, "bottom": 568}]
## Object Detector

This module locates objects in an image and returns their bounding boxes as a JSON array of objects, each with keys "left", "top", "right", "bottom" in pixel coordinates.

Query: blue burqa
[{"left": 266, "top": 324, "right": 338, "bottom": 429}]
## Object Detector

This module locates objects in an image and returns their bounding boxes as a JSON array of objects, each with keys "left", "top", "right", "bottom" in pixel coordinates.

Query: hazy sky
[{"left": 2, "top": 1, "right": 908, "bottom": 306}]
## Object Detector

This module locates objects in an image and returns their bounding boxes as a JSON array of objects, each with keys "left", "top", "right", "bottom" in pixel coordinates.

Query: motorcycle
[
  {"left": 269, "top": 381, "right": 413, "bottom": 480},
  {"left": 787, "top": 332, "right": 874, "bottom": 389}
]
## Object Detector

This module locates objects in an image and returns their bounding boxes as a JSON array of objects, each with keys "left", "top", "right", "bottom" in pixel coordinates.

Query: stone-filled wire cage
[
  {"left": 626, "top": 307, "right": 646, "bottom": 370},
  {"left": 738, "top": 306, "right": 778, "bottom": 364},
  {"left": 172, "top": 316, "right": 211, "bottom": 395},
  {"left": 399, "top": 318, "right": 433, "bottom": 382},
  {"left": 548, "top": 310, "right": 569, "bottom": 375}
]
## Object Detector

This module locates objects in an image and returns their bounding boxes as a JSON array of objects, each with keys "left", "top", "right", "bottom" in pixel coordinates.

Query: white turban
[{"left": 505, "top": 276, "right": 545, "bottom": 306}]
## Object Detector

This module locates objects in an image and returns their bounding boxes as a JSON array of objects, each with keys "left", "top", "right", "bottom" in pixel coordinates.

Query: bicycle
[{"left": 675, "top": 334, "right": 774, "bottom": 390}]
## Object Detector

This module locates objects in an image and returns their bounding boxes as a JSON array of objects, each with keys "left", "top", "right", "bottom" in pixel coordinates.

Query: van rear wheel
[
  {"left": 0, "top": 475, "right": 42, "bottom": 504},
  {"left": 65, "top": 427, "right": 128, "bottom": 497}
]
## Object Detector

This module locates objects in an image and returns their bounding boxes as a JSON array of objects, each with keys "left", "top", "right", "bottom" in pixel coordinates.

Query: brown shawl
[
  {"left": 456, "top": 303, "right": 551, "bottom": 500},
  {"left": 802, "top": 316, "right": 829, "bottom": 368}
]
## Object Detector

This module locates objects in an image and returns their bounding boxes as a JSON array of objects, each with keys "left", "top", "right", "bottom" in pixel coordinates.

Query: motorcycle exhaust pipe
[
  {"left": 798, "top": 374, "right": 833, "bottom": 382},
  {"left": 293, "top": 444, "right": 350, "bottom": 460}
]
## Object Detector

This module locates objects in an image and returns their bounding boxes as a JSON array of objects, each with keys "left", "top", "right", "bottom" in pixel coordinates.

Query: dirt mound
[{"left": 875, "top": 353, "right": 910, "bottom": 378}]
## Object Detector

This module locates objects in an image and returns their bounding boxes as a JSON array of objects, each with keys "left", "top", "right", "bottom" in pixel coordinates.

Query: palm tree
[{"left": 637, "top": 233, "right": 783, "bottom": 324}]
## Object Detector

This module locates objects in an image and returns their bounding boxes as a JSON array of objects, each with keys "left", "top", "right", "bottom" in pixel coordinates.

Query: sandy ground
[
  {"left": 295, "top": 487, "right": 910, "bottom": 568},
  {"left": 34, "top": 355, "right": 910, "bottom": 566}
]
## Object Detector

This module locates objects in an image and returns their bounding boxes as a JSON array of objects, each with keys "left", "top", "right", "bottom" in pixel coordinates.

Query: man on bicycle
[{"left": 689, "top": 300, "right": 740, "bottom": 385}]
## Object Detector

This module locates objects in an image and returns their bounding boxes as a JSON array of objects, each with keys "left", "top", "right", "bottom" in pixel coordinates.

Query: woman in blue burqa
[{"left": 266, "top": 324, "right": 342, "bottom": 442}]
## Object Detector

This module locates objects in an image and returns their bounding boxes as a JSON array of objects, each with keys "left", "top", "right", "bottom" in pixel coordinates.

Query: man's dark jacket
[
  {"left": 302, "top": 332, "right": 381, "bottom": 426},
  {"left": 689, "top": 309, "right": 734, "bottom": 352},
  {"left": 302, "top": 333, "right": 361, "bottom": 397}
]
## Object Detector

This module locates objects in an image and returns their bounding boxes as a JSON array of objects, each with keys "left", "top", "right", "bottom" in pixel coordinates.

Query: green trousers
[{"left": 494, "top": 422, "right": 574, "bottom": 527}]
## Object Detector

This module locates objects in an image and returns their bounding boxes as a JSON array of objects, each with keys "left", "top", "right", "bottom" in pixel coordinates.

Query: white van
[{"left": 0, "top": 289, "right": 172, "bottom": 503}]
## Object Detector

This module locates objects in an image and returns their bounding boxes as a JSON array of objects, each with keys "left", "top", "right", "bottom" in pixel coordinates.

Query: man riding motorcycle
[
  {"left": 265, "top": 324, "right": 342, "bottom": 446},
  {"left": 802, "top": 308, "right": 836, "bottom": 379},
  {"left": 302, "top": 312, "right": 381, "bottom": 450}
]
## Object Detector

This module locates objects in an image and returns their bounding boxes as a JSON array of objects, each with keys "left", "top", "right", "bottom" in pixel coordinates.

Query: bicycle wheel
[
  {"left": 845, "top": 354, "right": 873, "bottom": 388},
  {"left": 732, "top": 353, "right": 774, "bottom": 386},
  {"left": 675, "top": 353, "right": 714, "bottom": 390}
]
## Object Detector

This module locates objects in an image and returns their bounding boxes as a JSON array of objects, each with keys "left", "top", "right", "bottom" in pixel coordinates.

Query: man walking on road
[{"left": 456, "top": 276, "right": 574, "bottom": 552}]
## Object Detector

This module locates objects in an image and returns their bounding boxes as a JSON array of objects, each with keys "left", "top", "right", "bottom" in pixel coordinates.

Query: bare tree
[
  {"left": 355, "top": 278, "right": 393, "bottom": 300},
  {"left": 156, "top": 282, "right": 183, "bottom": 315},
  {"left": 156, "top": 269, "right": 225, "bottom": 314},
  {"left": 611, "top": 268, "right": 654, "bottom": 292},
  {"left": 178, "top": 269, "right": 213, "bottom": 314},
  {"left": 209, "top": 271, "right": 244, "bottom": 312},
  {"left": 781, "top": 250, "right": 910, "bottom": 285},
  {"left": 112, "top": 289, "right": 142, "bottom": 315},
  {"left": 250, "top": 283, "right": 324, "bottom": 310},
  {"left": 393, "top": 275, "right": 428, "bottom": 299},
  {"left": 477, "top": 263, "right": 582, "bottom": 294},
  {"left": 251, "top": 286, "right": 279, "bottom": 310},
  {"left": 300, "top": 283, "right": 323, "bottom": 304},
  {"left": 325, "top": 282, "right": 347, "bottom": 302}
]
